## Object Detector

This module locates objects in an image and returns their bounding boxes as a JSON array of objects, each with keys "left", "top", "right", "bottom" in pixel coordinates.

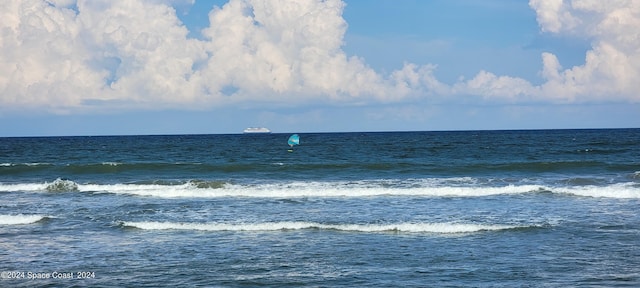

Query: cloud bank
[
  {"left": 0, "top": 0, "right": 638, "bottom": 113},
  {"left": 529, "top": 0, "right": 640, "bottom": 102}
]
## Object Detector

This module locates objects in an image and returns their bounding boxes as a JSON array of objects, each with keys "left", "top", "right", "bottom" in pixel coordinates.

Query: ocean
[{"left": 1, "top": 129, "right": 639, "bottom": 287}]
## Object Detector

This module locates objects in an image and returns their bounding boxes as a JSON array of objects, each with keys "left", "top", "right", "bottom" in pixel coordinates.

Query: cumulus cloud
[
  {"left": 0, "top": 0, "right": 638, "bottom": 114},
  {"left": 455, "top": 0, "right": 640, "bottom": 103},
  {"left": 200, "top": 0, "right": 385, "bottom": 102},
  {"left": 453, "top": 71, "right": 537, "bottom": 102},
  {"left": 0, "top": 0, "right": 206, "bottom": 112},
  {"left": 0, "top": 0, "right": 439, "bottom": 113},
  {"left": 529, "top": 0, "right": 640, "bottom": 102},
  {"left": 193, "top": 0, "right": 442, "bottom": 104}
]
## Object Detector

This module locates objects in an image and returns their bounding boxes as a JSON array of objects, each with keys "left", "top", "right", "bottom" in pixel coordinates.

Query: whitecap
[
  {"left": 27, "top": 180, "right": 546, "bottom": 198},
  {"left": 46, "top": 178, "right": 79, "bottom": 192},
  {"left": 0, "top": 178, "right": 81, "bottom": 193},
  {"left": 0, "top": 183, "right": 48, "bottom": 192},
  {"left": 553, "top": 183, "right": 640, "bottom": 199},
  {"left": 24, "top": 162, "right": 51, "bottom": 166},
  {"left": 121, "top": 221, "right": 525, "bottom": 234},
  {"left": 0, "top": 214, "right": 47, "bottom": 225},
  {"left": 5, "top": 178, "right": 638, "bottom": 199}
]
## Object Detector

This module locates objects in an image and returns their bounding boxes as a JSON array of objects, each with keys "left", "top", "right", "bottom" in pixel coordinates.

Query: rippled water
[{"left": 1, "top": 129, "right": 639, "bottom": 286}]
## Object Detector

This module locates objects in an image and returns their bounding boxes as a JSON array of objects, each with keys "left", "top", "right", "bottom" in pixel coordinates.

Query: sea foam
[
  {"left": 555, "top": 183, "right": 640, "bottom": 199},
  {"left": 82, "top": 181, "right": 546, "bottom": 198},
  {"left": 0, "top": 214, "right": 47, "bottom": 225},
  {"left": 121, "top": 221, "right": 523, "bottom": 234},
  {"left": 2, "top": 178, "right": 638, "bottom": 199}
]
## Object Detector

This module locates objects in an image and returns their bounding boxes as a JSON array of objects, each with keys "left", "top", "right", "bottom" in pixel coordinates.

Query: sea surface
[{"left": 1, "top": 129, "right": 639, "bottom": 287}]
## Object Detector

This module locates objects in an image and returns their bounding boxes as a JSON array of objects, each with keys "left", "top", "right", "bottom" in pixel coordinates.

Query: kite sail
[{"left": 287, "top": 134, "right": 300, "bottom": 148}]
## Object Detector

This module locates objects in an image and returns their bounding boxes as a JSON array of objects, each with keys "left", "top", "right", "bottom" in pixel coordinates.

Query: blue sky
[{"left": 1, "top": 0, "right": 638, "bottom": 136}]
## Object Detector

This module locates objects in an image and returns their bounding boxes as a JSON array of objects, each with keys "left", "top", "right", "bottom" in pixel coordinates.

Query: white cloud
[
  {"left": 528, "top": 0, "right": 581, "bottom": 33},
  {"left": 453, "top": 71, "right": 537, "bottom": 102},
  {"left": 529, "top": 0, "right": 640, "bottom": 102},
  {"left": 451, "top": 0, "right": 640, "bottom": 103},
  {"left": 199, "top": 0, "right": 433, "bottom": 104},
  {"left": 0, "top": 0, "right": 207, "bottom": 112},
  {"left": 1, "top": 0, "right": 436, "bottom": 113},
  {"left": 1, "top": 1, "right": 99, "bottom": 111},
  {"left": 0, "top": 0, "right": 638, "bottom": 114}
]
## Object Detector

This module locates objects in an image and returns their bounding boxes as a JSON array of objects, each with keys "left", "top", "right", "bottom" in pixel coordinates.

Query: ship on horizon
[{"left": 243, "top": 127, "right": 271, "bottom": 134}]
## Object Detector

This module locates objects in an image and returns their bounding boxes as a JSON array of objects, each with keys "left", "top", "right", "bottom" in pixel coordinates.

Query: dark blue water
[{"left": 1, "top": 129, "right": 639, "bottom": 287}]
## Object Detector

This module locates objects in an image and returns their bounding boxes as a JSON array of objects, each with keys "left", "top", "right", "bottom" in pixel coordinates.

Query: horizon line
[{"left": 2, "top": 127, "right": 638, "bottom": 138}]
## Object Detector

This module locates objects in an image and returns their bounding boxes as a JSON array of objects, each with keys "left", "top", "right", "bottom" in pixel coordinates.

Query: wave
[
  {"left": 2, "top": 178, "right": 638, "bottom": 199},
  {"left": 2, "top": 159, "right": 637, "bottom": 176},
  {"left": 0, "top": 161, "right": 303, "bottom": 175},
  {"left": 0, "top": 214, "right": 48, "bottom": 225},
  {"left": 0, "top": 162, "right": 54, "bottom": 175},
  {"left": 120, "top": 221, "right": 527, "bottom": 234},
  {"left": 554, "top": 183, "right": 640, "bottom": 199},
  {"left": 0, "top": 162, "right": 52, "bottom": 167},
  {"left": 0, "top": 178, "right": 80, "bottom": 192},
  {"left": 45, "top": 178, "right": 79, "bottom": 192}
]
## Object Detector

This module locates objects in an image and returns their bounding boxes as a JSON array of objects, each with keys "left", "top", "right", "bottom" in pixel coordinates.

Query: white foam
[
  {"left": 0, "top": 183, "right": 49, "bottom": 192},
  {"left": 0, "top": 178, "right": 80, "bottom": 192},
  {"left": 555, "top": 183, "right": 640, "bottom": 199},
  {"left": 80, "top": 181, "right": 543, "bottom": 198},
  {"left": 0, "top": 214, "right": 46, "bottom": 225},
  {"left": 2, "top": 179, "right": 638, "bottom": 199},
  {"left": 2, "top": 179, "right": 541, "bottom": 197},
  {"left": 80, "top": 182, "right": 227, "bottom": 197},
  {"left": 121, "top": 221, "right": 521, "bottom": 234},
  {"left": 0, "top": 162, "right": 51, "bottom": 166}
]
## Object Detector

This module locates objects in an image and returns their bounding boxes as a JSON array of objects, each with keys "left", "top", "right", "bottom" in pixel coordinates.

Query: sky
[{"left": 1, "top": 0, "right": 639, "bottom": 136}]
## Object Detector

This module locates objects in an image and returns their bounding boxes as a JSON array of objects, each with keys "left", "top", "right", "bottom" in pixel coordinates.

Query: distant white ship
[{"left": 243, "top": 127, "right": 271, "bottom": 134}]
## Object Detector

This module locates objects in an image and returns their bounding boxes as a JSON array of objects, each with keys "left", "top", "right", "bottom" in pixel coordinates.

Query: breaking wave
[
  {"left": 45, "top": 178, "right": 79, "bottom": 192},
  {"left": 0, "top": 214, "right": 49, "bottom": 225},
  {"left": 120, "top": 221, "right": 529, "bottom": 234},
  {"left": 1, "top": 178, "right": 638, "bottom": 199},
  {"left": 553, "top": 182, "right": 640, "bottom": 199}
]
